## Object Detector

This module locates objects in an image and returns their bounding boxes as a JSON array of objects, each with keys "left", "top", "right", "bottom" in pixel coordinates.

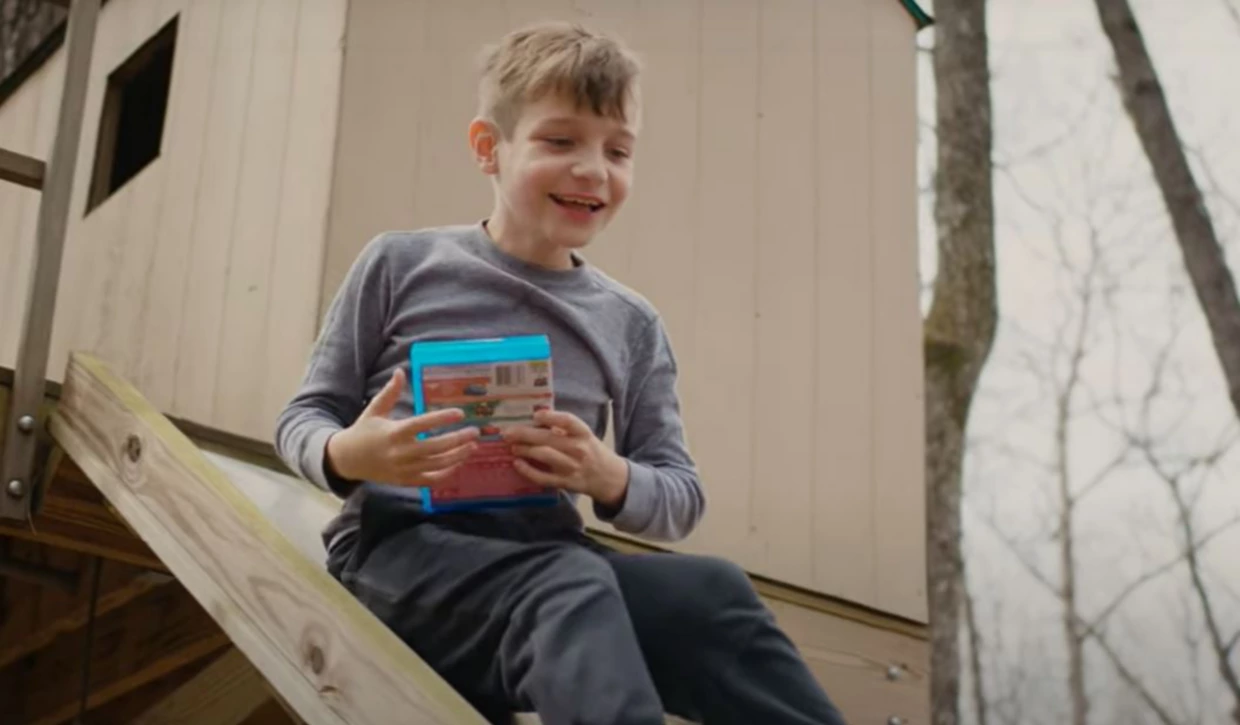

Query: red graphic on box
[{"left": 420, "top": 360, "right": 555, "bottom": 505}]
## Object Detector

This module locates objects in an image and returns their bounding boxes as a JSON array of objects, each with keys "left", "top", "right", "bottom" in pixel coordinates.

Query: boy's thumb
[{"left": 361, "top": 368, "right": 405, "bottom": 418}]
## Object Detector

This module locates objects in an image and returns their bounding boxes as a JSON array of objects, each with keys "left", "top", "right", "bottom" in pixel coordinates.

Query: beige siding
[
  {"left": 0, "top": 0, "right": 347, "bottom": 441},
  {"left": 326, "top": 0, "right": 926, "bottom": 620}
]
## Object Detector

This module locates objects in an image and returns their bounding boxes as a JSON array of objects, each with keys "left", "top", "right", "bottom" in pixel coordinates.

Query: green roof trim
[{"left": 900, "top": 0, "right": 935, "bottom": 30}]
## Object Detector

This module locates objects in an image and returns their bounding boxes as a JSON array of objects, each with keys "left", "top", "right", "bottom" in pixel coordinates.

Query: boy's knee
[
  {"left": 682, "top": 555, "right": 761, "bottom": 608},
  {"left": 526, "top": 548, "right": 624, "bottom": 616}
]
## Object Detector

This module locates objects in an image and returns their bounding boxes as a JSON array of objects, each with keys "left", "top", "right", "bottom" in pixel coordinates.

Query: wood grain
[
  {"left": 50, "top": 352, "right": 486, "bottom": 725},
  {"left": 132, "top": 647, "right": 272, "bottom": 725}
]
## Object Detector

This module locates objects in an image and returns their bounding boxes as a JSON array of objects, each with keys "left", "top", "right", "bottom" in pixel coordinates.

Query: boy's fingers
[
  {"left": 395, "top": 408, "right": 468, "bottom": 435},
  {"left": 361, "top": 368, "right": 406, "bottom": 419},
  {"left": 400, "top": 443, "right": 476, "bottom": 475},
  {"left": 397, "top": 426, "right": 480, "bottom": 457},
  {"left": 533, "top": 409, "right": 590, "bottom": 436},
  {"left": 502, "top": 426, "right": 563, "bottom": 447},
  {"left": 512, "top": 458, "right": 561, "bottom": 487},
  {"left": 511, "top": 444, "right": 577, "bottom": 474}
]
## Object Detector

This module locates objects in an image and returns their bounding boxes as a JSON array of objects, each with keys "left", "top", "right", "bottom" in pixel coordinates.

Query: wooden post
[
  {"left": 1, "top": 0, "right": 100, "bottom": 521},
  {"left": 0, "top": 147, "right": 46, "bottom": 190}
]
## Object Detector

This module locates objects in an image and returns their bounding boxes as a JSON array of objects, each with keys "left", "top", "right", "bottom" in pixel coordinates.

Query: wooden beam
[
  {"left": 0, "top": 147, "right": 45, "bottom": 190},
  {"left": 0, "top": 569, "right": 170, "bottom": 668},
  {"left": 50, "top": 353, "right": 487, "bottom": 725},
  {"left": 0, "top": 475, "right": 166, "bottom": 570},
  {"left": 131, "top": 648, "right": 272, "bottom": 725},
  {"left": 1, "top": 0, "right": 100, "bottom": 521},
  {"left": 0, "top": 580, "right": 228, "bottom": 724}
]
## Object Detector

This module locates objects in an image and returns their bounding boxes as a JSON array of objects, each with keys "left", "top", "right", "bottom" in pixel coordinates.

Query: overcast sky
[{"left": 916, "top": 1, "right": 1240, "bottom": 721}]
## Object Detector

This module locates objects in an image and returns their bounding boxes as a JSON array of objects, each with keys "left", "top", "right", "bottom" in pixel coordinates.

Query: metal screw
[
  {"left": 887, "top": 665, "right": 902, "bottom": 681},
  {"left": 7, "top": 479, "right": 25, "bottom": 499},
  {"left": 17, "top": 415, "right": 35, "bottom": 433},
  {"left": 888, "top": 717, "right": 906, "bottom": 725}
]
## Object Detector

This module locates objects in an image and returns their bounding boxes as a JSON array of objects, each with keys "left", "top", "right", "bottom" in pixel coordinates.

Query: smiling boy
[{"left": 275, "top": 21, "right": 846, "bottom": 725}]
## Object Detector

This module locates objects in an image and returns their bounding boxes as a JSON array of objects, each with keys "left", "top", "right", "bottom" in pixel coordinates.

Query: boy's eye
[
  {"left": 543, "top": 137, "right": 573, "bottom": 148},
  {"left": 609, "top": 148, "right": 632, "bottom": 160}
]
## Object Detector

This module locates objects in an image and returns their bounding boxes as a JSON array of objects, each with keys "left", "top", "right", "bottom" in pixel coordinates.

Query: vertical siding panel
[
  {"left": 214, "top": 0, "right": 300, "bottom": 438},
  {"left": 320, "top": 0, "right": 428, "bottom": 318},
  {"left": 410, "top": 0, "right": 507, "bottom": 230},
  {"left": 57, "top": 0, "right": 145, "bottom": 374},
  {"left": 869, "top": 0, "right": 925, "bottom": 621},
  {"left": 562, "top": 0, "right": 638, "bottom": 282},
  {"left": 814, "top": 0, "right": 877, "bottom": 606},
  {"left": 137, "top": 0, "right": 224, "bottom": 409},
  {"left": 261, "top": 0, "right": 348, "bottom": 430},
  {"left": 170, "top": 0, "right": 260, "bottom": 422},
  {"left": 682, "top": 0, "right": 761, "bottom": 566},
  {"left": 753, "top": 0, "right": 817, "bottom": 584},
  {"left": 91, "top": 0, "right": 176, "bottom": 378},
  {"left": 626, "top": 0, "right": 699, "bottom": 401},
  {"left": 0, "top": 75, "right": 41, "bottom": 366},
  {"left": 104, "top": 0, "right": 185, "bottom": 385}
]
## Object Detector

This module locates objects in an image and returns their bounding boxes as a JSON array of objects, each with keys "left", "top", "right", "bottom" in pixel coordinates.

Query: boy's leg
[
  {"left": 338, "top": 521, "right": 667, "bottom": 725},
  {"left": 599, "top": 548, "right": 849, "bottom": 725}
]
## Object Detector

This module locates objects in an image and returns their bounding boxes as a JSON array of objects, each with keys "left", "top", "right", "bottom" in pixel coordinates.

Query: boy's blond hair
[{"left": 478, "top": 21, "right": 641, "bottom": 138}]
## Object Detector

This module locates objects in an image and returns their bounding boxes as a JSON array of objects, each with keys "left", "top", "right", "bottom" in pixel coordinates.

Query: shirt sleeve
[
  {"left": 273, "top": 234, "right": 392, "bottom": 497},
  {"left": 594, "top": 316, "right": 706, "bottom": 541}
]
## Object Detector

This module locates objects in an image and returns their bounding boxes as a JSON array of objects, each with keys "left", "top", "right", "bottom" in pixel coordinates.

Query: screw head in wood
[
  {"left": 6, "top": 479, "right": 25, "bottom": 498},
  {"left": 887, "top": 665, "right": 902, "bottom": 681},
  {"left": 17, "top": 415, "right": 35, "bottom": 433},
  {"left": 888, "top": 717, "right": 906, "bottom": 725}
]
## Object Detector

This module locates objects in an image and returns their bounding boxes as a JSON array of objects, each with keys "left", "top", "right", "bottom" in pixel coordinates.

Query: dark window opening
[{"left": 87, "top": 16, "right": 177, "bottom": 213}]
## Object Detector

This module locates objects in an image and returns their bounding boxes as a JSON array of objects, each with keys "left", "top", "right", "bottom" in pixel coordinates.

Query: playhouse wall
[
  {"left": 0, "top": 0, "right": 347, "bottom": 441},
  {"left": 324, "top": 0, "right": 926, "bottom": 622}
]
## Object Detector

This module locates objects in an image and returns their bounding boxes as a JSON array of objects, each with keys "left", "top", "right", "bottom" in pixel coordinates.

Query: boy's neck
[{"left": 483, "top": 214, "right": 576, "bottom": 271}]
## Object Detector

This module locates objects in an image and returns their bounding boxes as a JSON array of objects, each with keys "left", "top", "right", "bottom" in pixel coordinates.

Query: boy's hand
[
  {"left": 325, "top": 368, "right": 481, "bottom": 486},
  {"left": 502, "top": 410, "right": 629, "bottom": 508}
]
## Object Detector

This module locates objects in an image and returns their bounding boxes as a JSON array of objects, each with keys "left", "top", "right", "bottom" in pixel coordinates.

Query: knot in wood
[
  {"left": 124, "top": 434, "right": 143, "bottom": 462},
  {"left": 308, "top": 645, "right": 325, "bottom": 675}
]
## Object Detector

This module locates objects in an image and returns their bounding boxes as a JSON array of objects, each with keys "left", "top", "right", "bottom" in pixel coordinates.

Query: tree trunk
[
  {"left": 925, "top": 1, "right": 999, "bottom": 723},
  {"left": 0, "top": 0, "right": 64, "bottom": 82},
  {"left": 1093, "top": 0, "right": 1240, "bottom": 421}
]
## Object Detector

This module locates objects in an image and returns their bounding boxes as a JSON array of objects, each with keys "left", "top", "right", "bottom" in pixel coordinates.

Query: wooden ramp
[{"left": 0, "top": 353, "right": 927, "bottom": 723}]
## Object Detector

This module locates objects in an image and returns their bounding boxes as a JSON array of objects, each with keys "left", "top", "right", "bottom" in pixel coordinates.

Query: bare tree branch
[
  {"left": 972, "top": 509, "right": 1184, "bottom": 725},
  {"left": 1095, "top": 0, "right": 1240, "bottom": 421},
  {"left": 963, "top": 579, "right": 991, "bottom": 725}
]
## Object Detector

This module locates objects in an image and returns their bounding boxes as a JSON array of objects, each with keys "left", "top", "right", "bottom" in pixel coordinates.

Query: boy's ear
[{"left": 469, "top": 118, "right": 500, "bottom": 175}]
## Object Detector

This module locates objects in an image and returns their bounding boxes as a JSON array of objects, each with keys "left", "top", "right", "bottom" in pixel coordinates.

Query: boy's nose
[{"left": 570, "top": 153, "right": 607, "bottom": 183}]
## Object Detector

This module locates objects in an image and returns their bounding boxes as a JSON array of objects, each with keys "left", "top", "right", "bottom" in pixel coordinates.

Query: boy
[{"left": 275, "top": 21, "right": 846, "bottom": 725}]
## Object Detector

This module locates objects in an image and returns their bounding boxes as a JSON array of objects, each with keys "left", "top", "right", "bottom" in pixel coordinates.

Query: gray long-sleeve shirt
[{"left": 274, "top": 222, "right": 705, "bottom": 552}]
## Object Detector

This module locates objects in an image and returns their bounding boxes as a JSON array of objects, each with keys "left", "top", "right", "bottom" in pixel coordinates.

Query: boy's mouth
[{"left": 549, "top": 193, "right": 605, "bottom": 213}]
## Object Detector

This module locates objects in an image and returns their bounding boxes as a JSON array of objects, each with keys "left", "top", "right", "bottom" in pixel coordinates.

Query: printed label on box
[{"left": 420, "top": 359, "right": 554, "bottom": 503}]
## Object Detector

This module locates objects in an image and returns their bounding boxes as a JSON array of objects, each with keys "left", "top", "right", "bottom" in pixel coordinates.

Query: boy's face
[{"left": 473, "top": 92, "right": 638, "bottom": 256}]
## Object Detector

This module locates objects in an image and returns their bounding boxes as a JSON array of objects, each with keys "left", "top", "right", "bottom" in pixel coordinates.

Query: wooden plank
[
  {"left": 0, "top": 473, "right": 166, "bottom": 570},
  {"left": 214, "top": 0, "right": 300, "bottom": 439},
  {"left": 0, "top": 0, "right": 100, "bottom": 521},
  {"left": 869, "top": 0, "right": 926, "bottom": 622},
  {"left": 132, "top": 647, "right": 272, "bottom": 725},
  {"left": 0, "top": 147, "right": 45, "bottom": 189},
  {"left": 0, "top": 579, "right": 230, "bottom": 725},
  {"left": 50, "top": 352, "right": 487, "bottom": 724},
  {"left": 815, "top": 0, "right": 878, "bottom": 606},
  {"left": 0, "top": 567, "right": 171, "bottom": 668}
]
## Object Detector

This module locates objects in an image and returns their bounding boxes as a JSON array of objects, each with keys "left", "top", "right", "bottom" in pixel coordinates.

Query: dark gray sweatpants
[{"left": 327, "top": 490, "right": 847, "bottom": 725}]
